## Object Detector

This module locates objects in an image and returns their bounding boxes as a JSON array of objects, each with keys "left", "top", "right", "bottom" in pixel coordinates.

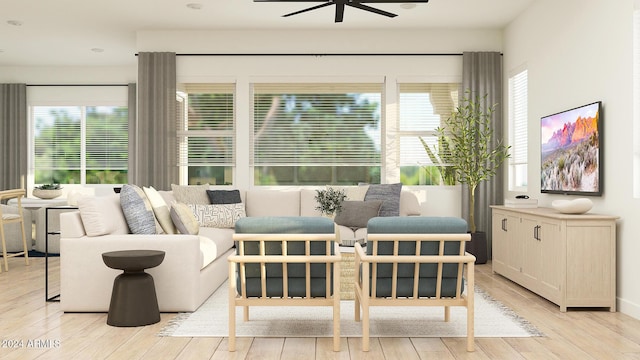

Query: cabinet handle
[
  {"left": 533, "top": 225, "right": 541, "bottom": 241},
  {"left": 501, "top": 218, "right": 507, "bottom": 231}
]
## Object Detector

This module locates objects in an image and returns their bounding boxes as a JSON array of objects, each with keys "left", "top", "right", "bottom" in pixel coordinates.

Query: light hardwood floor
[{"left": 1, "top": 256, "right": 640, "bottom": 359}]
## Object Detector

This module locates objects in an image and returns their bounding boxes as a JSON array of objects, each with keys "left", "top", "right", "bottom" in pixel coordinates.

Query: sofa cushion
[
  {"left": 187, "top": 203, "right": 246, "bottom": 228},
  {"left": 300, "top": 188, "right": 323, "bottom": 217},
  {"left": 325, "top": 185, "right": 369, "bottom": 201},
  {"left": 171, "top": 183, "right": 210, "bottom": 204},
  {"left": 364, "top": 183, "right": 402, "bottom": 217},
  {"left": 170, "top": 202, "right": 200, "bottom": 235},
  {"left": 120, "top": 184, "right": 157, "bottom": 234},
  {"left": 77, "top": 194, "right": 129, "bottom": 236},
  {"left": 143, "top": 186, "right": 177, "bottom": 234},
  {"left": 245, "top": 189, "right": 300, "bottom": 217},
  {"left": 334, "top": 200, "right": 383, "bottom": 229},
  {"left": 198, "top": 227, "right": 234, "bottom": 265},
  {"left": 400, "top": 190, "right": 422, "bottom": 216},
  {"left": 206, "top": 189, "right": 242, "bottom": 204}
]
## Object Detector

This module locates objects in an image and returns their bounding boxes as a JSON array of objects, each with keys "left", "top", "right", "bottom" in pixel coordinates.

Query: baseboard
[{"left": 617, "top": 297, "right": 640, "bottom": 320}]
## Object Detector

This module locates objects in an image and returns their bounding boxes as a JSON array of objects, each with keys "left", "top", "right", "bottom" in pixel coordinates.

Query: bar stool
[{"left": 0, "top": 189, "right": 30, "bottom": 272}]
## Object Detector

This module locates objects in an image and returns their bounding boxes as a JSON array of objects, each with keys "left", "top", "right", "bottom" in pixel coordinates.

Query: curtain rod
[
  {"left": 135, "top": 53, "right": 465, "bottom": 57},
  {"left": 26, "top": 84, "right": 128, "bottom": 87}
]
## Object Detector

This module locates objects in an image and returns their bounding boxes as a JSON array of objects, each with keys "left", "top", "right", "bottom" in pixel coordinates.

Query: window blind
[
  {"left": 33, "top": 106, "right": 82, "bottom": 171},
  {"left": 86, "top": 107, "right": 128, "bottom": 170},
  {"left": 509, "top": 70, "right": 528, "bottom": 166},
  {"left": 251, "top": 83, "right": 382, "bottom": 166},
  {"left": 397, "top": 83, "right": 459, "bottom": 166},
  {"left": 176, "top": 84, "right": 235, "bottom": 167},
  {"left": 508, "top": 69, "right": 528, "bottom": 189}
]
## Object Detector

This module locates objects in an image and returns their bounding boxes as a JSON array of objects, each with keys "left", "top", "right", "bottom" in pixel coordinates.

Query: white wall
[{"left": 503, "top": 0, "right": 640, "bottom": 318}]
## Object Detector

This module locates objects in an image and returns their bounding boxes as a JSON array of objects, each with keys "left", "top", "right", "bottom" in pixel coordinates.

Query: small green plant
[
  {"left": 314, "top": 188, "right": 346, "bottom": 216},
  {"left": 35, "top": 183, "right": 62, "bottom": 190}
]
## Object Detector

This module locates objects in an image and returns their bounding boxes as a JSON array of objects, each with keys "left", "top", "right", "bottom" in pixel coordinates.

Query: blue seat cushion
[
  {"left": 365, "top": 216, "right": 468, "bottom": 298},
  {"left": 234, "top": 216, "right": 336, "bottom": 297}
]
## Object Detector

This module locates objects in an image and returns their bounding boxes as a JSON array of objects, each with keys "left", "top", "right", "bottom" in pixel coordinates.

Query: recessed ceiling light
[
  {"left": 400, "top": 3, "right": 417, "bottom": 10},
  {"left": 7, "top": 20, "right": 23, "bottom": 26},
  {"left": 186, "top": 3, "right": 203, "bottom": 10},
  {"left": 91, "top": 48, "right": 104, "bottom": 53}
]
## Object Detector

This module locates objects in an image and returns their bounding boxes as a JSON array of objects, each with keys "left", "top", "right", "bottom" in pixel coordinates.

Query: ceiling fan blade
[
  {"left": 358, "top": 0, "right": 429, "bottom": 3},
  {"left": 283, "top": 2, "right": 333, "bottom": 17},
  {"left": 348, "top": 2, "right": 397, "bottom": 18},
  {"left": 335, "top": 3, "right": 345, "bottom": 23}
]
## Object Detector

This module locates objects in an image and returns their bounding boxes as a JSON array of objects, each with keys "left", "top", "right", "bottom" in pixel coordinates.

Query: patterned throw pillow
[
  {"left": 120, "top": 184, "right": 157, "bottom": 234},
  {"left": 187, "top": 203, "right": 246, "bottom": 228}
]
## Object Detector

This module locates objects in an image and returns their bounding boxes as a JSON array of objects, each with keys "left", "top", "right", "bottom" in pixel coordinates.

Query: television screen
[{"left": 540, "top": 101, "right": 602, "bottom": 195}]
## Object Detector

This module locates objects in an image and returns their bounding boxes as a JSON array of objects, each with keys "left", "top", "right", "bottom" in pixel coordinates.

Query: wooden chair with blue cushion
[
  {"left": 228, "top": 216, "right": 341, "bottom": 351},
  {"left": 354, "top": 216, "right": 475, "bottom": 351}
]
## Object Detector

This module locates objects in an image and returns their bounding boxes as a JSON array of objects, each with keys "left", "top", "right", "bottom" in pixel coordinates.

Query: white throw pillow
[
  {"left": 144, "top": 186, "right": 177, "bottom": 234},
  {"left": 77, "top": 194, "right": 129, "bottom": 236}
]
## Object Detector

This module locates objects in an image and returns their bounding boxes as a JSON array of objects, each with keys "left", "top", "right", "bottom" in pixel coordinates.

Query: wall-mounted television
[{"left": 540, "top": 101, "right": 602, "bottom": 196}]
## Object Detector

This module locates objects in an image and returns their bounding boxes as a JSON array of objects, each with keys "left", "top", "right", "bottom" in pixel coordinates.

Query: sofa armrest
[{"left": 60, "top": 234, "right": 202, "bottom": 312}]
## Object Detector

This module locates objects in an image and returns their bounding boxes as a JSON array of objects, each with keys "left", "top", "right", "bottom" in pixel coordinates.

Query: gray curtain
[
  {"left": 134, "top": 52, "right": 178, "bottom": 190},
  {"left": 0, "top": 84, "right": 28, "bottom": 190},
  {"left": 127, "top": 83, "right": 137, "bottom": 186},
  {"left": 461, "top": 51, "right": 504, "bottom": 258}
]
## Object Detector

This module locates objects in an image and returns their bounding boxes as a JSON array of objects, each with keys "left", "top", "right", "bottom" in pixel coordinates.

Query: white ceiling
[{"left": 0, "top": 0, "right": 534, "bottom": 67}]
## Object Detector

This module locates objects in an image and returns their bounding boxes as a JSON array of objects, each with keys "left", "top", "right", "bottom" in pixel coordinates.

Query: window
[
  {"left": 251, "top": 83, "right": 381, "bottom": 185},
  {"left": 508, "top": 69, "right": 528, "bottom": 190},
  {"left": 176, "top": 84, "right": 235, "bottom": 185},
  {"left": 397, "top": 83, "right": 459, "bottom": 185},
  {"left": 32, "top": 105, "right": 128, "bottom": 185}
]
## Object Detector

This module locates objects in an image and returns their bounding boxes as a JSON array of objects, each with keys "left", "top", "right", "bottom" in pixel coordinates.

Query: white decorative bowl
[
  {"left": 32, "top": 188, "right": 63, "bottom": 199},
  {"left": 551, "top": 198, "right": 593, "bottom": 214}
]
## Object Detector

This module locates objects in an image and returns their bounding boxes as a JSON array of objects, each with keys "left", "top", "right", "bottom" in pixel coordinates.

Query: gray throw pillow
[
  {"left": 120, "top": 184, "right": 157, "bottom": 234},
  {"left": 206, "top": 189, "right": 242, "bottom": 204},
  {"left": 364, "top": 183, "right": 403, "bottom": 217},
  {"left": 334, "top": 200, "right": 383, "bottom": 229}
]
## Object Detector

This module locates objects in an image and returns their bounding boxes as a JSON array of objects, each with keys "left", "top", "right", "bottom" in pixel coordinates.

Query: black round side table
[{"left": 102, "top": 249, "right": 165, "bottom": 327}]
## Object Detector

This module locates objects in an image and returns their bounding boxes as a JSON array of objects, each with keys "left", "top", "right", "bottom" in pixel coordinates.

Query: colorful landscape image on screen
[{"left": 540, "top": 102, "right": 601, "bottom": 195}]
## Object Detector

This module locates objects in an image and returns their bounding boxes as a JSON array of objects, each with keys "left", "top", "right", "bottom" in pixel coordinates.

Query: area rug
[{"left": 159, "top": 282, "right": 543, "bottom": 338}]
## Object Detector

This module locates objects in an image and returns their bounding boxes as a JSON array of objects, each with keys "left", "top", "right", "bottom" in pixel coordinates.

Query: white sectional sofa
[{"left": 59, "top": 186, "right": 422, "bottom": 313}]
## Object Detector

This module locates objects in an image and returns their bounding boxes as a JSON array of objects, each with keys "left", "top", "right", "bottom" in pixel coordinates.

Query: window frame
[{"left": 176, "top": 83, "right": 236, "bottom": 186}]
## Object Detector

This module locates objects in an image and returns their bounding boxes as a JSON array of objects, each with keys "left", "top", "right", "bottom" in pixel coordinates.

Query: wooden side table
[{"left": 102, "top": 250, "right": 165, "bottom": 327}]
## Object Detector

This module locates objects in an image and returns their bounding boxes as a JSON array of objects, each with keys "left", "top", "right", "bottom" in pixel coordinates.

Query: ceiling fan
[{"left": 254, "top": 0, "right": 430, "bottom": 23}]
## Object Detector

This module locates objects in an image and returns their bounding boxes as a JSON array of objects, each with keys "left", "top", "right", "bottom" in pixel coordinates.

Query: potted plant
[
  {"left": 33, "top": 183, "right": 63, "bottom": 199},
  {"left": 314, "top": 188, "right": 346, "bottom": 218},
  {"left": 436, "top": 90, "right": 510, "bottom": 262}
]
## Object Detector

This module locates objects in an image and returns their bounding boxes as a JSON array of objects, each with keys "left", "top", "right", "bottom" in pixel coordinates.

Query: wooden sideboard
[{"left": 490, "top": 205, "right": 618, "bottom": 312}]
